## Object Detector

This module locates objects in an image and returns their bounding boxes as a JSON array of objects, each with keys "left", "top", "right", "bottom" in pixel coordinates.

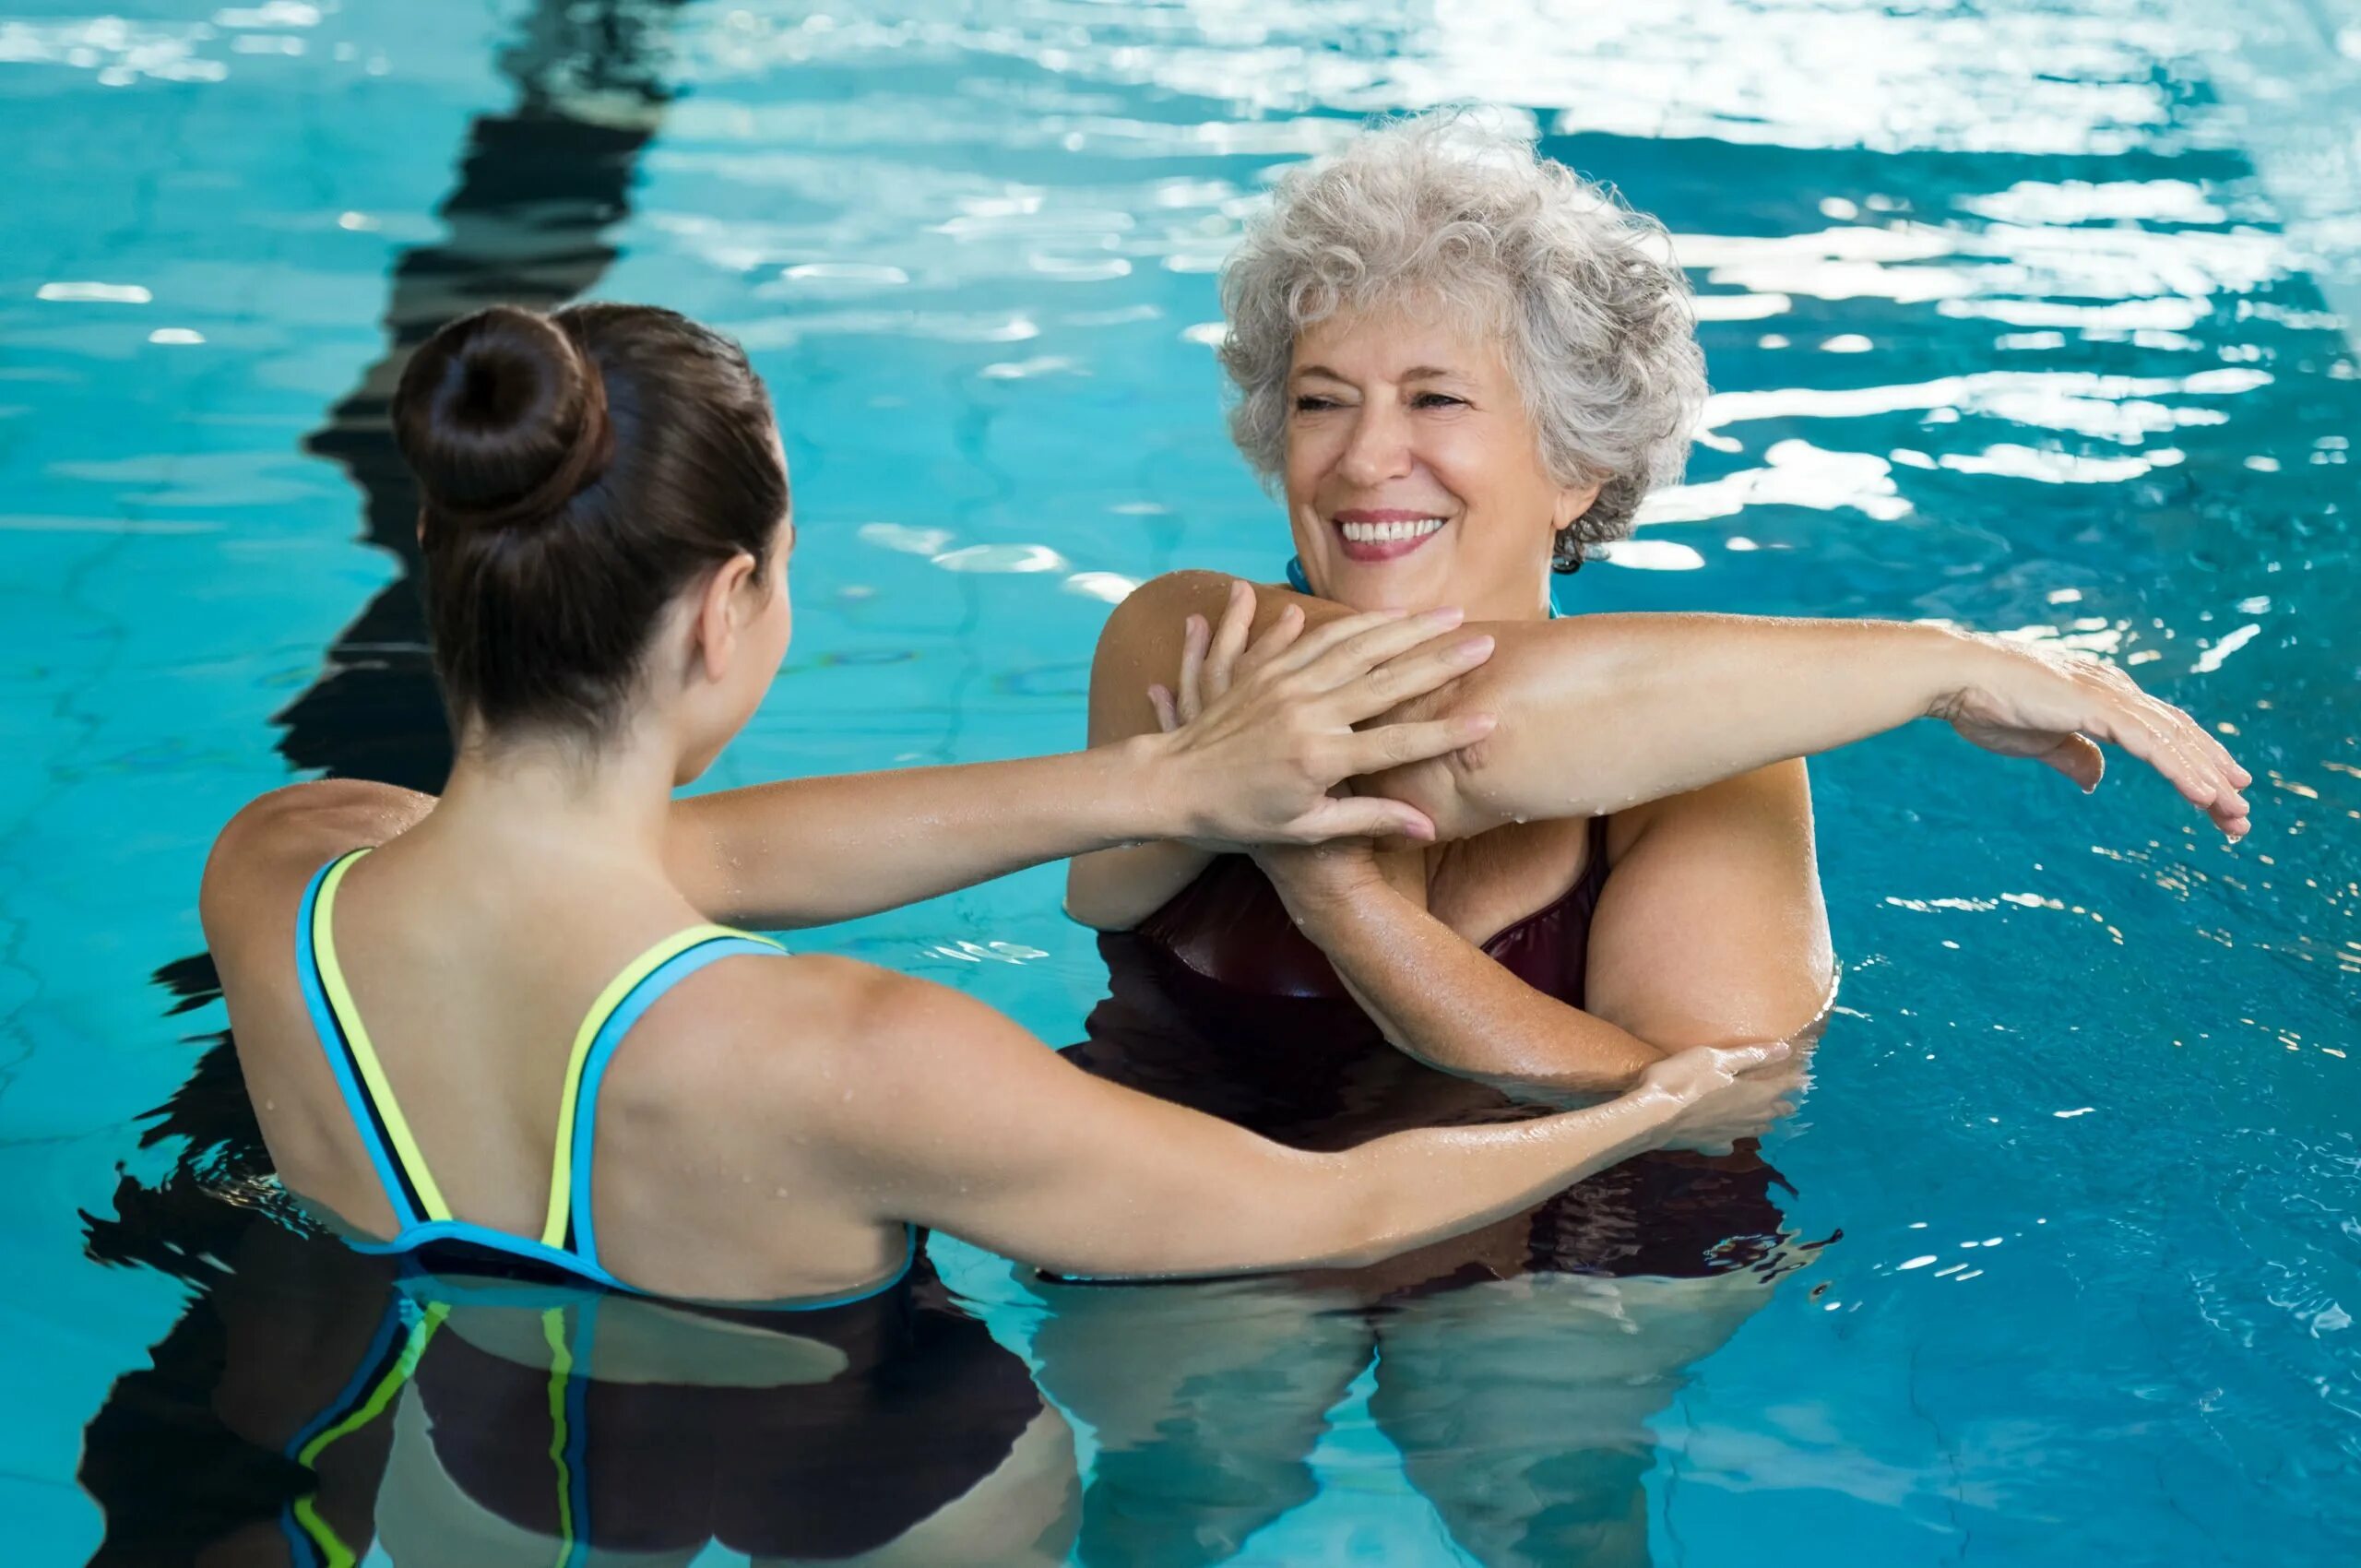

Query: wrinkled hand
[
  {"left": 1145, "top": 578, "right": 1498, "bottom": 849},
  {"left": 1931, "top": 633, "right": 2251, "bottom": 838},
  {"left": 1636, "top": 1040, "right": 1801, "bottom": 1154}
]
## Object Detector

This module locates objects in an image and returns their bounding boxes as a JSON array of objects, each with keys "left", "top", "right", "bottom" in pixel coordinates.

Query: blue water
[{"left": 4, "top": 0, "right": 2359, "bottom": 1562}]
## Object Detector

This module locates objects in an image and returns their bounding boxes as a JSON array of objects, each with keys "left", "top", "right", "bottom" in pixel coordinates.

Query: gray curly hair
[{"left": 1217, "top": 113, "right": 1707, "bottom": 569}]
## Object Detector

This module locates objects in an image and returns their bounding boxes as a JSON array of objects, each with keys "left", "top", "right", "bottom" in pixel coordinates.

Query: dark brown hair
[{"left": 391, "top": 303, "right": 787, "bottom": 741}]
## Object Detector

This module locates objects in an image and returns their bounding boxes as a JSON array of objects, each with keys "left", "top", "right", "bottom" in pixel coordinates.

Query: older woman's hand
[
  {"left": 1928, "top": 631, "right": 2252, "bottom": 838},
  {"left": 1144, "top": 577, "right": 1499, "bottom": 849}
]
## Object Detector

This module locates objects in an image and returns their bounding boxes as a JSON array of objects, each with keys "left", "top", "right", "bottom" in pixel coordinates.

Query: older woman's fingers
[
  {"left": 2135, "top": 695, "right": 2248, "bottom": 822},
  {"left": 1175, "top": 613, "right": 1210, "bottom": 724},
  {"left": 2164, "top": 699, "right": 2252, "bottom": 795},
  {"left": 2165, "top": 699, "right": 2249, "bottom": 785},
  {"left": 2084, "top": 696, "right": 2247, "bottom": 834},
  {"left": 1204, "top": 578, "right": 1255, "bottom": 702},
  {"left": 1147, "top": 683, "right": 1180, "bottom": 733}
]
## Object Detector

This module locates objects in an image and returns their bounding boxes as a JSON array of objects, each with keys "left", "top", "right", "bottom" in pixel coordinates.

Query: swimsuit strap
[
  {"left": 547, "top": 925, "right": 786, "bottom": 1265},
  {"left": 300, "top": 849, "right": 450, "bottom": 1227},
  {"left": 1283, "top": 555, "right": 1566, "bottom": 619},
  {"left": 297, "top": 855, "right": 911, "bottom": 1305}
]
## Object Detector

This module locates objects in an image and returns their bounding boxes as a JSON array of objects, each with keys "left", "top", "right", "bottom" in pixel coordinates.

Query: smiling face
[{"left": 1283, "top": 303, "right": 1597, "bottom": 621}]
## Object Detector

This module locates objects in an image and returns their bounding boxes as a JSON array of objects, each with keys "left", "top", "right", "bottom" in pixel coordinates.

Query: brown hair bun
[{"left": 396, "top": 304, "right": 614, "bottom": 536}]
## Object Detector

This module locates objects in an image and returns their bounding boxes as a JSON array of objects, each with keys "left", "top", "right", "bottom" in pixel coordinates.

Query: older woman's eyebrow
[{"left": 1291, "top": 363, "right": 1465, "bottom": 383}]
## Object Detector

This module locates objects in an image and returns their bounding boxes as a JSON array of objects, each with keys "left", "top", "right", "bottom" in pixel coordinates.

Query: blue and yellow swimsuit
[{"left": 292, "top": 848, "right": 913, "bottom": 1302}]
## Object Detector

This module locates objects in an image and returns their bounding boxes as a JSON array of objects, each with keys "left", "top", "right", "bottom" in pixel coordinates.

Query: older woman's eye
[
  {"left": 1412, "top": 391, "right": 1466, "bottom": 410},
  {"left": 1292, "top": 394, "right": 1342, "bottom": 413}
]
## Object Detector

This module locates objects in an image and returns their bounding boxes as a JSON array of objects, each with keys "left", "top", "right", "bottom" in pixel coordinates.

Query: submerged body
[
  {"left": 1071, "top": 817, "right": 1799, "bottom": 1291},
  {"left": 79, "top": 1216, "right": 1074, "bottom": 1567}
]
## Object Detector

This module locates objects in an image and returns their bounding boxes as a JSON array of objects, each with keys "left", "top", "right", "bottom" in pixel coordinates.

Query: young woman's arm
[
  {"left": 790, "top": 959, "right": 1783, "bottom": 1279},
  {"left": 667, "top": 583, "right": 1494, "bottom": 929},
  {"left": 1067, "top": 572, "right": 2249, "bottom": 931}
]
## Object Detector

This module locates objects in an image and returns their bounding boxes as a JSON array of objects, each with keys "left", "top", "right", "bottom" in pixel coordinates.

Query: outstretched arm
[
  {"left": 1368, "top": 611, "right": 2249, "bottom": 843},
  {"left": 1068, "top": 572, "right": 2250, "bottom": 931},
  {"left": 792, "top": 959, "right": 1785, "bottom": 1279},
  {"left": 668, "top": 583, "right": 1489, "bottom": 929}
]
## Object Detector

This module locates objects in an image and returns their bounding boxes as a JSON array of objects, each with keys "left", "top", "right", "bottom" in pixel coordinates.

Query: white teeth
[{"left": 1338, "top": 517, "right": 1445, "bottom": 544}]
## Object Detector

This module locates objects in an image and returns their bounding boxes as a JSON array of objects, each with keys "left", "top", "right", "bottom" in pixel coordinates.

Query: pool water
[{"left": 5, "top": 0, "right": 2359, "bottom": 1562}]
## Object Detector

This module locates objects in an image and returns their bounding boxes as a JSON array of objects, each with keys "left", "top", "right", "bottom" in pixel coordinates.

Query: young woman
[{"left": 198, "top": 301, "right": 1777, "bottom": 1310}]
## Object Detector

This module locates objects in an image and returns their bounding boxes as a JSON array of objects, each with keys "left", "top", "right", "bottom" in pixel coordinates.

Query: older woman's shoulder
[{"left": 1095, "top": 570, "right": 1257, "bottom": 648}]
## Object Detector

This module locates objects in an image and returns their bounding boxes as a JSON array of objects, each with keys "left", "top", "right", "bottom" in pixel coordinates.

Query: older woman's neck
[
  {"left": 1460, "top": 570, "right": 1556, "bottom": 624},
  {"left": 429, "top": 720, "right": 681, "bottom": 869}
]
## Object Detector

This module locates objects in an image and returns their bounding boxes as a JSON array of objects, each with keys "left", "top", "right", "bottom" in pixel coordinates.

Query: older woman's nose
[{"left": 1337, "top": 401, "right": 1415, "bottom": 486}]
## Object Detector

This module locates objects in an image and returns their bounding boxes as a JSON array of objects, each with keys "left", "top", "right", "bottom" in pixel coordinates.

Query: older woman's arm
[
  {"left": 1257, "top": 762, "right": 1833, "bottom": 1099},
  {"left": 1369, "top": 608, "right": 2249, "bottom": 843},
  {"left": 1066, "top": 572, "right": 2248, "bottom": 931}
]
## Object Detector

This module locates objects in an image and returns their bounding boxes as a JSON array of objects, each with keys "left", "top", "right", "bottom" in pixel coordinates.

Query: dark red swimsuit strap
[{"left": 1475, "top": 812, "right": 1614, "bottom": 957}]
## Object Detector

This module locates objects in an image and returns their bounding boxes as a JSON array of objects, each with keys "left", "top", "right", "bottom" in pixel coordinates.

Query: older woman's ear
[{"left": 1551, "top": 481, "right": 1602, "bottom": 534}]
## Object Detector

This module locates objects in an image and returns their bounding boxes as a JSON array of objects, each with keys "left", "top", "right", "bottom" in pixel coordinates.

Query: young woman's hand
[
  {"left": 1928, "top": 633, "right": 2252, "bottom": 838},
  {"left": 1635, "top": 1040, "right": 1800, "bottom": 1155},
  {"left": 1143, "top": 578, "right": 1498, "bottom": 849}
]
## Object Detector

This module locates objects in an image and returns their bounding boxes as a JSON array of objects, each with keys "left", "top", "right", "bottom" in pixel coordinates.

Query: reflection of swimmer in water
[
  {"left": 78, "top": 1218, "right": 1074, "bottom": 1566},
  {"left": 198, "top": 300, "right": 1786, "bottom": 1316}
]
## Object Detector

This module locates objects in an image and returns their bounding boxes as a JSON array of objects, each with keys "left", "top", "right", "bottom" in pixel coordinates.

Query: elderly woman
[{"left": 1038, "top": 115, "right": 2247, "bottom": 1566}]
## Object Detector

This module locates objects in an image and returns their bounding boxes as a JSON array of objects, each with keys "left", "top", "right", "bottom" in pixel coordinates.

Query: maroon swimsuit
[{"left": 1064, "top": 816, "right": 1797, "bottom": 1289}]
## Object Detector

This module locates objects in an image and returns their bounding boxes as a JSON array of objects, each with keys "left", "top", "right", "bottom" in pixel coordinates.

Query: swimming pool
[{"left": 4, "top": 0, "right": 2358, "bottom": 1561}]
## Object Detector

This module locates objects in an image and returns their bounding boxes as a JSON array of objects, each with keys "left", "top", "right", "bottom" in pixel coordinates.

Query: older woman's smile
[{"left": 1332, "top": 507, "right": 1451, "bottom": 560}]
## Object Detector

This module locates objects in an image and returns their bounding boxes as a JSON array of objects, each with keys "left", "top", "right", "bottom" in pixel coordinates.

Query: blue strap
[
  {"left": 565, "top": 935, "right": 788, "bottom": 1271},
  {"left": 564, "top": 927, "right": 919, "bottom": 1309},
  {"left": 347, "top": 1220, "right": 629, "bottom": 1290},
  {"left": 1281, "top": 555, "right": 1564, "bottom": 619},
  {"left": 293, "top": 903, "right": 918, "bottom": 1312},
  {"left": 294, "top": 856, "right": 421, "bottom": 1230}
]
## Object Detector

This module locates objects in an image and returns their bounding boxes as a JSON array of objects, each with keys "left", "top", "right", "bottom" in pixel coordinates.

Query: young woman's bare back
[{"left": 207, "top": 781, "right": 914, "bottom": 1301}]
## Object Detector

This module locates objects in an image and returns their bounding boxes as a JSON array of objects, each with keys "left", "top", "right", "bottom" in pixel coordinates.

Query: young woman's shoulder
[
  {"left": 663, "top": 952, "right": 1037, "bottom": 1084},
  {"left": 621, "top": 950, "right": 1058, "bottom": 1185},
  {"left": 198, "top": 780, "right": 433, "bottom": 956}
]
